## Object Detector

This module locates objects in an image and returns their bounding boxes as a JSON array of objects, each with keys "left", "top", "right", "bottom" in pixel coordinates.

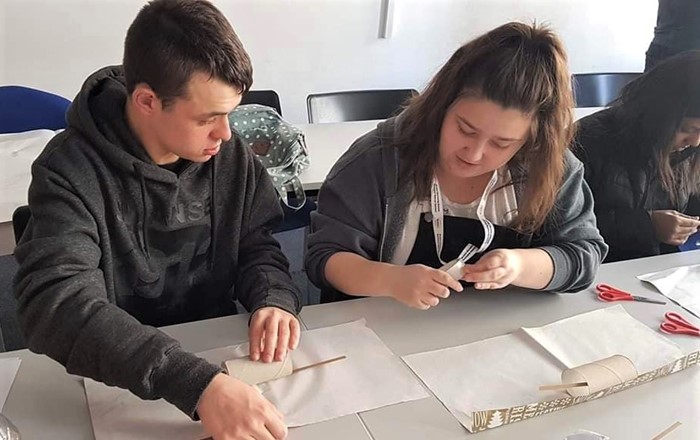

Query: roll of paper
[
  {"left": 223, "top": 356, "right": 293, "bottom": 386},
  {"left": 561, "top": 354, "right": 637, "bottom": 397}
]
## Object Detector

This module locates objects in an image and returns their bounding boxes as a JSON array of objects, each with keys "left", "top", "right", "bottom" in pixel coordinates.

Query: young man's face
[{"left": 149, "top": 72, "right": 242, "bottom": 164}]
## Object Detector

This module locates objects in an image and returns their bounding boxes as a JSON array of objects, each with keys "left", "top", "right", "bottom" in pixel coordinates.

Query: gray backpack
[{"left": 229, "top": 104, "right": 310, "bottom": 209}]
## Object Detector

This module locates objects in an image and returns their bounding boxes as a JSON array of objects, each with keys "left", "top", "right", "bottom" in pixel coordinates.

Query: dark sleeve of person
[
  {"left": 14, "top": 161, "right": 221, "bottom": 420},
  {"left": 305, "top": 144, "right": 385, "bottom": 292},
  {"left": 581, "top": 160, "right": 659, "bottom": 261},
  {"left": 234, "top": 160, "right": 302, "bottom": 316},
  {"left": 686, "top": 193, "right": 700, "bottom": 216},
  {"left": 573, "top": 122, "right": 660, "bottom": 262}
]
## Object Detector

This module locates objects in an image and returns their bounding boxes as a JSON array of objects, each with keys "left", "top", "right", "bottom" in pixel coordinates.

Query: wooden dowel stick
[
  {"left": 651, "top": 421, "right": 682, "bottom": 440},
  {"left": 292, "top": 355, "right": 347, "bottom": 374},
  {"left": 538, "top": 381, "right": 588, "bottom": 392}
]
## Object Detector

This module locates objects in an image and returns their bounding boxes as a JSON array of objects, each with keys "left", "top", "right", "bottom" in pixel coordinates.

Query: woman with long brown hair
[
  {"left": 575, "top": 50, "right": 700, "bottom": 262},
  {"left": 305, "top": 22, "right": 607, "bottom": 308}
]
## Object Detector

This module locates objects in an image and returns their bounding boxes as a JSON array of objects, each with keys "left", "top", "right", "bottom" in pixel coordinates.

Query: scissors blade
[{"left": 631, "top": 296, "right": 666, "bottom": 305}]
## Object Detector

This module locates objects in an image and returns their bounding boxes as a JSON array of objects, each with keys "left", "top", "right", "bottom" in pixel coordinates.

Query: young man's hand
[
  {"left": 198, "top": 373, "right": 287, "bottom": 439},
  {"left": 249, "top": 307, "right": 300, "bottom": 363}
]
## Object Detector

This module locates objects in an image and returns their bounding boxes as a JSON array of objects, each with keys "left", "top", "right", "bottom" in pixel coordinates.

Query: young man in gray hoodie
[{"left": 13, "top": 1, "right": 299, "bottom": 438}]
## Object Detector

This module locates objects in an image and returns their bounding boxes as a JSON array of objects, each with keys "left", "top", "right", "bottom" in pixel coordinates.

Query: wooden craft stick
[
  {"left": 651, "top": 421, "right": 682, "bottom": 440},
  {"left": 538, "top": 381, "right": 588, "bottom": 391},
  {"left": 292, "top": 355, "right": 347, "bottom": 374}
]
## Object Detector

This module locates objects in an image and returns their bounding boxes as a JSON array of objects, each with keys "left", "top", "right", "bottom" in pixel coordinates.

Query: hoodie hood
[{"left": 67, "top": 65, "right": 187, "bottom": 183}]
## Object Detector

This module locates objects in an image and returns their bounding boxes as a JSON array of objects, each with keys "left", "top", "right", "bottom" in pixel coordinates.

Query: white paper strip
[
  {"left": 85, "top": 319, "right": 428, "bottom": 439},
  {"left": 638, "top": 264, "right": 700, "bottom": 317}
]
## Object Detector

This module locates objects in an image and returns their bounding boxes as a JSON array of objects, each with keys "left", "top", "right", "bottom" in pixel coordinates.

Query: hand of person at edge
[
  {"left": 386, "top": 264, "right": 463, "bottom": 309},
  {"left": 461, "top": 248, "right": 524, "bottom": 290},
  {"left": 197, "top": 373, "right": 287, "bottom": 440},
  {"left": 249, "top": 307, "right": 300, "bottom": 363},
  {"left": 651, "top": 210, "right": 700, "bottom": 246}
]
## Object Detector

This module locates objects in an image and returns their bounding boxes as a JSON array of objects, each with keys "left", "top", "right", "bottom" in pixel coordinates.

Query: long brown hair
[
  {"left": 611, "top": 50, "right": 700, "bottom": 205},
  {"left": 396, "top": 22, "right": 574, "bottom": 232}
]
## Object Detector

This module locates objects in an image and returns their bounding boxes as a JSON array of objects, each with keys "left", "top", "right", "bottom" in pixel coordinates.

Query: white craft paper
[
  {"left": 0, "top": 358, "right": 21, "bottom": 411},
  {"left": 403, "top": 332, "right": 562, "bottom": 430},
  {"left": 638, "top": 264, "right": 700, "bottom": 317},
  {"left": 522, "top": 305, "right": 684, "bottom": 373},
  {"left": 402, "top": 305, "right": 685, "bottom": 432},
  {"left": 85, "top": 319, "right": 428, "bottom": 439}
]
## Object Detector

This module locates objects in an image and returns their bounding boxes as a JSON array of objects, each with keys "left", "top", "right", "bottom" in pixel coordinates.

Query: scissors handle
[
  {"left": 664, "top": 312, "right": 700, "bottom": 331},
  {"left": 660, "top": 322, "right": 700, "bottom": 337},
  {"left": 598, "top": 291, "right": 632, "bottom": 302}
]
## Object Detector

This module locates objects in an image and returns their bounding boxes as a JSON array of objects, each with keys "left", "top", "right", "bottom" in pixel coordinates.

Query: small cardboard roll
[
  {"left": 222, "top": 356, "right": 293, "bottom": 386},
  {"left": 561, "top": 354, "right": 638, "bottom": 397}
]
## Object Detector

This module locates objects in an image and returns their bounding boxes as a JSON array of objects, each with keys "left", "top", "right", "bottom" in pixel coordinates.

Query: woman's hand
[
  {"left": 460, "top": 249, "right": 524, "bottom": 290},
  {"left": 651, "top": 210, "right": 700, "bottom": 246},
  {"left": 386, "top": 264, "right": 463, "bottom": 309}
]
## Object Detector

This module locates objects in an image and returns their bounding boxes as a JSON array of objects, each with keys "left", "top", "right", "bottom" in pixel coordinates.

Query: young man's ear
[{"left": 131, "top": 84, "right": 161, "bottom": 115}]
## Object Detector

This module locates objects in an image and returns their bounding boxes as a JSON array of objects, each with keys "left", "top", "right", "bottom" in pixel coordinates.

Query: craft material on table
[
  {"left": 403, "top": 305, "right": 696, "bottom": 432},
  {"left": 638, "top": 264, "right": 700, "bottom": 317},
  {"left": 560, "top": 354, "right": 637, "bottom": 397},
  {"left": 222, "top": 355, "right": 346, "bottom": 387},
  {"left": 84, "top": 319, "right": 428, "bottom": 440},
  {"left": 0, "top": 358, "right": 20, "bottom": 412},
  {"left": 651, "top": 421, "right": 682, "bottom": 440},
  {"left": 564, "top": 429, "right": 609, "bottom": 440},
  {"left": 595, "top": 283, "right": 666, "bottom": 305},
  {"left": 660, "top": 312, "right": 700, "bottom": 337}
]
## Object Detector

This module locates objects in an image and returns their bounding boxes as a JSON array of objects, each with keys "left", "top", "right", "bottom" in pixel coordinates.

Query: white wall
[{"left": 1, "top": 0, "right": 657, "bottom": 124}]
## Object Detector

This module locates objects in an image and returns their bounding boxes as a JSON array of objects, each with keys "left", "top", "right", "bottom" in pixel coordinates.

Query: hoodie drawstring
[
  {"left": 135, "top": 163, "right": 151, "bottom": 258},
  {"left": 209, "top": 156, "right": 216, "bottom": 270}
]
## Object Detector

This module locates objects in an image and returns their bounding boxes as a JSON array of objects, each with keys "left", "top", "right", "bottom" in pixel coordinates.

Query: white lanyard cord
[{"left": 429, "top": 170, "right": 498, "bottom": 265}]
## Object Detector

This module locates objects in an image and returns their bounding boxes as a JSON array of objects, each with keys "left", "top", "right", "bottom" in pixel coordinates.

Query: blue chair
[{"left": 0, "top": 86, "right": 71, "bottom": 134}]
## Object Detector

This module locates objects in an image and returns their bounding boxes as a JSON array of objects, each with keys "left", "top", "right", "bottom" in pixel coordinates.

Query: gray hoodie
[
  {"left": 13, "top": 66, "right": 301, "bottom": 418},
  {"left": 306, "top": 117, "right": 608, "bottom": 295}
]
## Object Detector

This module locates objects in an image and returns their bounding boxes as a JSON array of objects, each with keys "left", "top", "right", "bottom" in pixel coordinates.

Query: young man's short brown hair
[{"left": 123, "top": 0, "right": 253, "bottom": 107}]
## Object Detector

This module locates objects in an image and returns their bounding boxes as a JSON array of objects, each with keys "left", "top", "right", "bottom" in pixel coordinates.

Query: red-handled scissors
[
  {"left": 660, "top": 312, "right": 700, "bottom": 337},
  {"left": 595, "top": 283, "right": 667, "bottom": 305}
]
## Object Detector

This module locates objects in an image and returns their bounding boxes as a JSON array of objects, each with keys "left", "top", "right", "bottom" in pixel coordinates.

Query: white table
[
  {"left": 297, "top": 107, "right": 605, "bottom": 191},
  {"left": 1, "top": 249, "right": 698, "bottom": 439}
]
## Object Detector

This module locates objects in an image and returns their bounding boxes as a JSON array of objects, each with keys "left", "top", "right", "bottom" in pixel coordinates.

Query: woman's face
[
  {"left": 671, "top": 117, "right": 700, "bottom": 152},
  {"left": 437, "top": 96, "right": 532, "bottom": 179}
]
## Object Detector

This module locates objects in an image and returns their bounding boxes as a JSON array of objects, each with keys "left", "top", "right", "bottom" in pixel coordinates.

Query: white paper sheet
[
  {"left": 403, "top": 332, "right": 562, "bottom": 429},
  {"left": 638, "top": 264, "right": 700, "bottom": 317},
  {"left": 85, "top": 319, "right": 428, "bottom": 439},
  {"left": 402, "top": 305, "right": 685, "bottom": 432},
  {"left": 0, "top": 358, "right": 21, "bottom": 411},
  {"left": 522, "top": 305, "right": 684, "bottom": 373}
]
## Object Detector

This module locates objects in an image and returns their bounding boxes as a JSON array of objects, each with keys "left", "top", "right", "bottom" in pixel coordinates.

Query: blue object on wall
[
  {"left": 679, "top": 230, "right": 700, "bottom": 252},
  {"left": 0, "top": 85, "right": 71, "bottom": 133}
]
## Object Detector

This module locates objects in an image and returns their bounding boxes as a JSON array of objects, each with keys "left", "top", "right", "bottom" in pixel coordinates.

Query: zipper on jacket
[{"left": 378, "top": 199, "right": 389, "bottom": 262}]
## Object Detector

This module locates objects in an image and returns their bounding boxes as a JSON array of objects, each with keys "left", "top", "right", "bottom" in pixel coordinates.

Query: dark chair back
[
  {"left": 572, "top": 73, "right": 641, "bottom": 108},
  {"left": 12, "top": 206, "right": 31, "bottom": 245},
  {"left": 240, "top": 90, "right": 283, "bottom": 115},
  {"left": 306, "top": 89, "right": 417, "bottom": 123}
]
